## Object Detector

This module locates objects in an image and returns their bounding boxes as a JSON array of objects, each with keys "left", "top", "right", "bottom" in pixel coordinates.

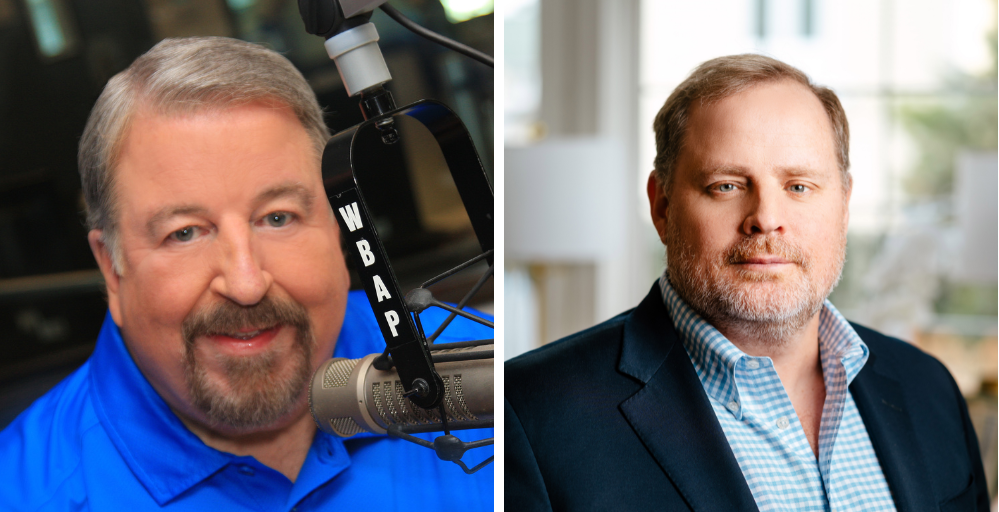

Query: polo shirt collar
[{"left": 88, "top": 311, "right": 352, "bottom": 506}]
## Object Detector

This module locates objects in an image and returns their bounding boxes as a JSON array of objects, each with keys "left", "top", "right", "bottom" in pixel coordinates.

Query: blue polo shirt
[{"left": 0, "top": 291, "right": 494, "bottom": 511}]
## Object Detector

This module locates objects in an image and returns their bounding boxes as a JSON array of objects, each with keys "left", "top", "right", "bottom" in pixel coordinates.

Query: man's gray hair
[{"left": 79, "top": 37, "right": 330, "bottom": 273}]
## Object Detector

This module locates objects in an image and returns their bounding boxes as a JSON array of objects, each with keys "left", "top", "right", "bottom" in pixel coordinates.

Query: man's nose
[
  {"left": 210, "top": 225, "right": 272, "bottom": 305},
  {"left": 742, "top": 184, "right": 785, "bottom": 236}
]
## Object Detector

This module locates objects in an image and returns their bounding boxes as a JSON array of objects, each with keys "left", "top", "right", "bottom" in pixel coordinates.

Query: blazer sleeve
[{"left": 505, "top": 399, "right": 554, "bottom": 511}]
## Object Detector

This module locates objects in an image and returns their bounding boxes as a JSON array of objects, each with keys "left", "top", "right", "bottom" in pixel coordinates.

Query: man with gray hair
[
  {"left": 0, "top": 37, "right": 492, "bottom": 510},
  {"left": 506, "top": 54, "right": 988, "bottom": 511}
]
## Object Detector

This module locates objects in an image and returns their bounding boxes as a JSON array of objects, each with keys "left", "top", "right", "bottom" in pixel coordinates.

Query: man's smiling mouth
[{"left": 209, "top": 325, "right": 279, "bottom": 341}]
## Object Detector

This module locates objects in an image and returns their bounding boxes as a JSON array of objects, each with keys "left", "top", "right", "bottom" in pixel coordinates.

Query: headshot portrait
[
  {"left": 504, "top": 0, "right": 996, "bottom": 510},
  {"left": 0, "top": 1, "right": 494, "bottom": 510}
]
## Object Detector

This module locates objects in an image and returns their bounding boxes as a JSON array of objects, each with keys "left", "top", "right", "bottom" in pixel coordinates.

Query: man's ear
[
  {"left": 647, "top": 172, "right": 669, "bottom": 244},
  {"left": 88, "top": 230, "right": 122, "bottom": 324}
]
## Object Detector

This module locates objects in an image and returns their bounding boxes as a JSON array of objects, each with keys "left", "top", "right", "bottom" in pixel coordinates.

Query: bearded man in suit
[{"left": 505, "top": 54, "right": 988, "bottom": 512}]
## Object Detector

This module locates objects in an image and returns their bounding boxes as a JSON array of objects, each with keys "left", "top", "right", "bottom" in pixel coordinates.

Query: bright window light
[{"left": 439, "top": 0, "right": 493, "bottom": 23}]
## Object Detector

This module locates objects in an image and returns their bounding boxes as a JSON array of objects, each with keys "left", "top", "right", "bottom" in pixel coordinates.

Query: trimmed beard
[
  {"left": 181, "top": 295, "right": 314, "bottom": 431},
  {"left": 664, "top": 216, "right": 846, "bottom": 348}
]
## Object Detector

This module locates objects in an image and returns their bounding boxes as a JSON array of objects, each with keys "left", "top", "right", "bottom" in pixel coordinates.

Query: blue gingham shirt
[{"left": 659, "top": 275, "right": 896, "bottom": 512}]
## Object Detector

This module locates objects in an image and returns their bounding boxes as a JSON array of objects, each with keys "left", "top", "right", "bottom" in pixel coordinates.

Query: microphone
[{"left": 309, "top": 345, "right": 493, "bottom": 437}]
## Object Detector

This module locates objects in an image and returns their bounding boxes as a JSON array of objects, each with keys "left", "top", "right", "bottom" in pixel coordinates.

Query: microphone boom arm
[
  {"left": 322, "top": 101, "right": 494, "bottom": 473},
  {"left": 302, "top": 0, "right": 494, "bottom": 474},
  {"left": 324, "top": 100, "right": 493, "bottom": 410}
]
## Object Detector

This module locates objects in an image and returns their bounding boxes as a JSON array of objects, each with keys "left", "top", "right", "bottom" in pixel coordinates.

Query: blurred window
[
  {"left": 503, "top": 0, "right": 541, "bottom": 145},
  {"left": 802, "top": 0, "right": 814, "bottom": 37}
]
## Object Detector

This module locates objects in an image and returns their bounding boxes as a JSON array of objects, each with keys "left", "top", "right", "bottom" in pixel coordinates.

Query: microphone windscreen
[{"left": 309, "top": 346, "right": 493, "bottom": 436}]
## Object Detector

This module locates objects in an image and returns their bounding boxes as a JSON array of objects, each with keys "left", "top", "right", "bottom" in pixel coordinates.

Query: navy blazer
[{"left": 505, "top": 285, "right": 989, "bottom": 511}]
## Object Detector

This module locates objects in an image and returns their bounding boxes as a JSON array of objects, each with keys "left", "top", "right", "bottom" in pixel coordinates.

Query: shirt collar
[
  {"left": 657, "top": 272, "right": 870, "bottom": 413},
  {"left": 88, "top": 292, "right": 376, "bottom": 506}
]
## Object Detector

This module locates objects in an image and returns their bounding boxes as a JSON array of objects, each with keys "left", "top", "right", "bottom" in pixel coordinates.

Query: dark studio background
[{"left": 0, "top": 0, "right": 493, "bottom": 428}]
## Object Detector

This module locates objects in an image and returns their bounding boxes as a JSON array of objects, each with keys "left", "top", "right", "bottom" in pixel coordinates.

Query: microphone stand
[{"left": 299, "top": 0, "right": 494, "bottom": 474}]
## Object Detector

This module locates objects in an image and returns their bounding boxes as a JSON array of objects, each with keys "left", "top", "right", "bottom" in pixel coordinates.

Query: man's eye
[
  {"left": 789, "top": 184, "right": 808, "bottom": 193},
  {"left": 170, "top": 227, "right": 197, "bottom": 242},
  {"left": 716, "top": 183, "right": 736, "bottom": 192},
  {"left": 265, "top": 212, "right": 291, "bottom": 227}
]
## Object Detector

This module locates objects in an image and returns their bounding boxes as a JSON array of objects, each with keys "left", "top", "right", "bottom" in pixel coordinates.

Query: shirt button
[
  {"left": 776, "top": 417, "right": 790, "bottom": 430},
  {"left": 726, "top": 400, "right": 739, "bottom": 412},
  {"left": 746, "top": 359, "right": 760, "bottom": 369},
  {"left": 237, "top": 464, "right": 255, "bottom": 476}
]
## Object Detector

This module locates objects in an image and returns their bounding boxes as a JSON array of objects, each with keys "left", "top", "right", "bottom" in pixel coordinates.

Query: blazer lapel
[
  {"left": 618, "top": 287, "right": 759, "bottom": 512},
  {"left": 850, "top": 340, "right": 935, "bottom": 512}
]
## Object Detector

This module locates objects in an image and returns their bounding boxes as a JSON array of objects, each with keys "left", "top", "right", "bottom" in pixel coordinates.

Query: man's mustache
[
  {"left": 726, "top": 235, "right": 809, "bottom": 268},
  {"left": 181, "top": 295, "right": 311, "bottom": 345}
]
